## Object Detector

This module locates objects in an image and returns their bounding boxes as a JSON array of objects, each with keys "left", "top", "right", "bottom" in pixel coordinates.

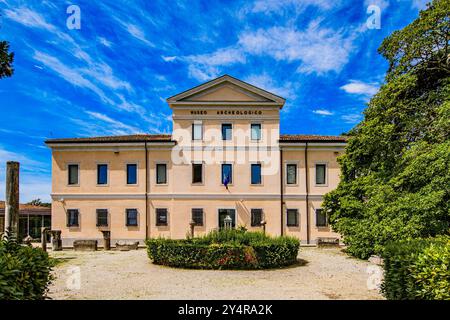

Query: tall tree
[
  {"left": 323, "top": 0, "right": 450, "bottom": 259},
  {"left": 0, "top": 41, "right": 14, "bottom": 78}
]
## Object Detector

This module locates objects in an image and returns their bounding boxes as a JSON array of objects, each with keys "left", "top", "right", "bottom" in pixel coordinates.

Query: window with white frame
[
  {"left": 67, "top": 209, "right": 79, "bottom": 227},
  {"left": 192, "top": 163, "right": 203, "bottom": 184},
  {"left": 156, "top": 163, "right": 167, "bottom": 184},
  {"left": 156, "top": 208, "right": 168, "bottom": 226},
  {"left": 316, "top": 209, "right": 328, "bottom": 227},
  {"left": 192, "top": 122, "right": 202, "bottom": 140},
  {"left": 68, "top": 164, "right": 79, "bottom": 185},
  {"left": 315, "top": 163, "right": 327, "bottom": 185},
  {"left": 287, "top": 209, "right": 299, "bottom": 227},
  {"left": 286, "top": 163, "right": 297, "bottom": 185},
  {"left": 250, "top": 123, "right": 261, "bottom": 141}
]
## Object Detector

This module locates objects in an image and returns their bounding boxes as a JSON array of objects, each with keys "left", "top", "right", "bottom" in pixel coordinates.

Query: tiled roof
[
  {"left": 0, "top": 201, "right": 51, "bottom": 215},
  {"left": 45, "top": 134, "right": 173, "bottom": 144},
  {"left": 279, "top": 134, "right": 348, "bottom": 142},
  {"left": 45, "top": 134, "right": 346, "bottom": 144}
]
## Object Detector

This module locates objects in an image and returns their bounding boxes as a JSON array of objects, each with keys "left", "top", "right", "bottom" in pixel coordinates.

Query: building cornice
[{"left": 51, "top": 193, "right": 324, "bottom": 200}]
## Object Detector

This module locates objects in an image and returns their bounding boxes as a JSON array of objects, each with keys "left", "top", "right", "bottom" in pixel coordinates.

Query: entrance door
[{"left": 218, "top": 209, "right": 236, "bottom": 229}]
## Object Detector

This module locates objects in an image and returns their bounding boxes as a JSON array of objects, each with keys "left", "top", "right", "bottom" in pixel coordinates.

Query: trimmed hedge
[
  {"left": 0, "top": 236, "right": 54, "bottom": 300},
  {"left": 146, "top": 230, "right": 300, "bottom": 269},
  {"left": 381, "top": 236, "right": 450, "bottom": 300}
]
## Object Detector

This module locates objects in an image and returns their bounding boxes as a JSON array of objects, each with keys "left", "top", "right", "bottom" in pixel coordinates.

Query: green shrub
[
  {"left": 0, "top": 236, "right": 54, "bottom": 300},
  {"left": 381, "top": 236, "right": 450, "bottom": 300},
  {"left": 146, "top": 230, "right": 299, "bottom": 270}
]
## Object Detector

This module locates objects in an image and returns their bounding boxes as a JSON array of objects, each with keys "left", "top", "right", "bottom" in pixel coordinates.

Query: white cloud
[
  {"left": 341, "top": 113, "right": 362, "bottom": 124},
  {"left": 98, "top": 37, "right": 113, "bottom": 47},
  {"left": 364, "top": 0, "right": 389, "bottom": 11},
  {"left": 411, "top": 0, "right": 430, "bottom": 10},
  {"left": 122, "top": 23, "right": 154, "bottom": 47},
  {"left": 81, "top": 63, "right": 131, "bottom": 91},
  {"left": 244, "top": 0, "right": 336, "bottom": 15},
  {"left": 238, "top": 20, "right": 354, "bottom": 74},
  {"left": 33, "top": 51, "right": 114, "bottom": 104},
  {"left": 313, "top": 109, "right": 334, "bottom": 116},
  {"left": 340, "top": 80, "right": 379, "bottom": 96},
  {"left": 85, "top": 111, "right": 142, "bottom": 134},
  {"left": 162, "top": 56, "right": 177, "bottom": 62},
  {"left": 3, "top": 7, "right": 56, "bottom": 31},
  {"left": 185, "top": 47, "right": 246, "bottom": 81},
  {"left": 244, "top": 73, "right": 297, "bottom": 100},
  {"left": 0, "top": 147, "right": 51, "bottom": 202}
]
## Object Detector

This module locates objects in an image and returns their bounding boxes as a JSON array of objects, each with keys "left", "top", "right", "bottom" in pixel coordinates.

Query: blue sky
[{"left": 0, "top": 0, "right": 429, "bottom": 202}]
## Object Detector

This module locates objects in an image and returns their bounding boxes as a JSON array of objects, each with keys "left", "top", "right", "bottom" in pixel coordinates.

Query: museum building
[{"left": 45, "top": 75, "right": 347, "bottom": 247}]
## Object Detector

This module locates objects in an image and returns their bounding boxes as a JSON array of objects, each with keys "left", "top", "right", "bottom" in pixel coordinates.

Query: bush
[
  {"left": 146, "top": 229, "right": 300, "bottom": 269},
  {"left": 0, "top": 236, "right": 54, "bottom": 300},
  {"left": 381, "top": 236, "right": 450, "bottom": 300}
]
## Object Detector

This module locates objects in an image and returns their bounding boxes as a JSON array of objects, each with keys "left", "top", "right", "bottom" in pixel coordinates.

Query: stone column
[
  {"left": 41, "top": 227, "right": 49, "bottom": 252},
  {"left": 4, "top": 161, "right": 19, "bottom": 239}
]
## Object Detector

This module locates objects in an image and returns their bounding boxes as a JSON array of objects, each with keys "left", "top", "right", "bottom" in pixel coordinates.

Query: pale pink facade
[{"left": 46, "top": 75, "right": 346, "bottom": 247}]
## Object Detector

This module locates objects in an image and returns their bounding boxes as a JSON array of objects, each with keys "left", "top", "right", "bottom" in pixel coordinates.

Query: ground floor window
[
  {"left": 251, "top": 209, "right": 263, "bottom": 226},
  {"left": 96, "top": 209, "right": 108, "bottom": 227},
  {"left": 316, "top": 209, "right": 328, "bottom": 227},
  {"left": 156, "top": 208, "right": 168, "bottom": 226},
  {"left": 191, "top": 208, "right": 204, "bottom": 226},
  {"left": 17, "top": 215, "right": 51, "bottom": 240},
  {"left": 126, "top": 209, "right": 138, "bottom": 226},
  {"left": 218, "top": 209, "right": 235, "bottom": 229},
  {"left": 287, "top": 209, "right": 299, "bottom": 227},
  {"left": 67, "top": 209, "right": 79, "bottom": 227}
]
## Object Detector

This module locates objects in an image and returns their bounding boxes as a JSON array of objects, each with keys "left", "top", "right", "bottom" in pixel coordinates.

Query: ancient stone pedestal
[
  {"left": 115, "top": 240, "right": 139, "bottom": 251},
  {"left": 51, "top": 230, "right": 63, "bottom": 251},
  {"left": 101, "top": 230, "right": 111, "bottom": 250},
  {"left": 73, "top": 240, "right": 98, "bottom": 251}
]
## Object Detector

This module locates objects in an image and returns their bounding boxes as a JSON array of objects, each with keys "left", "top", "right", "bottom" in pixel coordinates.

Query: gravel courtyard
[{"left": 48, "top": 247, "right": 383, "bottom": 300}]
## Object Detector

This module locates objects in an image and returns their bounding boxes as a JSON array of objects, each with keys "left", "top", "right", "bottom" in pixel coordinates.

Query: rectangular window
[
  {"left": 316, "top": 209, "right": 328, "bottom": 227},
  {"left": 126, "top": 209, "right": 138, "bottom": 227},
  {"left": 68, "top": 164, "right": 79, "bottom": 185},
  {"left": 286, "top": 164, "right": 297, "bottom": 185},
  {"left": 251, "top": 123, "right": 261, "bottom": 141},
  {"left": 316, "top": 164, "right": 326, "bottom": 185},
  {"left": 156, "top": 208, "right": 168, "bottom": 226},
  {"left": 221, "top": 164, "right": 232, "bottom": 185},
  {"left": 251, "top": 209, "right": 263, "bottom": 227},
  {"left": 192, "top": 208, "right": 204, "bottom": 226},
  {"left": 96, "top": 209, "right": 108, "bottom": 227},
  {"left": 126, "top": 164, "right": 137, "bottom": 185},
  {"left": 192, "top": 163, "right": 203, "bottom": 184},
  {"left": 97, "top": 164, "right": 108, "bottom": 185},
  {"left": 221, "top": 123, "right": 232, "bottom": 140},
  {"left": 287, "top": 209, "right": 299, "bottom": 227},
  {"left": 251, "top": 163, "right": 262, "bottom": 185},
  {"left": 192, "top": 123, "right": 202, "bottom": 140},
  {"left": 67, "top": 209, "right": 79, "bottom": 227},
  {"left": 156, "top": 163, "right": 167, "bottom": 184}
]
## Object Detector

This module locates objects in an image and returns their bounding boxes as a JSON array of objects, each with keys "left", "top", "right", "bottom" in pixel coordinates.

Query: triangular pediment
[
  {"left": 182, "top": 83, "right": 271, "bottom": 102},
  {"left": 167, "top": 75, "right": 286, "bottom": 107}
]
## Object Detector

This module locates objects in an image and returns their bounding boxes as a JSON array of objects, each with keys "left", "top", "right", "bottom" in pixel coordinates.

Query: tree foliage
[
  {"left": 323, "top": 0, "right": 450, "bottom": 259},
  {"left": 0, "top": 41, "right": 14, "bottom": 79}
]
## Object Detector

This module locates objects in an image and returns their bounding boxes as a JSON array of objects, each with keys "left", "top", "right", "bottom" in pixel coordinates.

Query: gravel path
[{"left": 48, "top": 247, "right": 383, "bottom": 300}]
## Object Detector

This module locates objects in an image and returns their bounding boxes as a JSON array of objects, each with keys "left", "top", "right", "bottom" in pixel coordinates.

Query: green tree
[
  {"left": 26, "top": 199, "right": 51, "bottom": 208},
  {"left": 0, "top": 41, "right": 14, "bottom": 78},
  {"left": 323, "top": 0, "right": 450, "bottom": 259}
]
